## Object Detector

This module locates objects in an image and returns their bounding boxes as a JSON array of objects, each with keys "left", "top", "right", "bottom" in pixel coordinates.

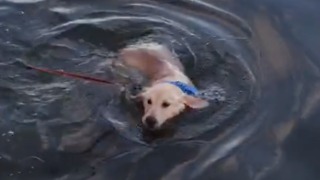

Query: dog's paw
[
  {"left": 198, "top": 85, "right": 226, "bottom": 105},
  {"left": 120, "top": 83, "right": 143, "bottom": 103},
  {"left": 129, "top": 84, "right": 143, "bottom": 96}
]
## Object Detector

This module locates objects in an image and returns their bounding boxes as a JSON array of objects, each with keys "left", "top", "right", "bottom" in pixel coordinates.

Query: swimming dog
[{"left": 120, "top": 43, "right": 209, "bottom": 130}]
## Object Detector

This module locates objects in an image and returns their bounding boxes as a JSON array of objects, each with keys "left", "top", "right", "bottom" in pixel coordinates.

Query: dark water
[{"left": 1, "top": 0, "right": 320, "bottom": 179}]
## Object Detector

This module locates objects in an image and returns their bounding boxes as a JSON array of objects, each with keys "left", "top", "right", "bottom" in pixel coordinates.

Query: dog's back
[{"left": 119, "top": 43, "right": 189, "bottom": 84}]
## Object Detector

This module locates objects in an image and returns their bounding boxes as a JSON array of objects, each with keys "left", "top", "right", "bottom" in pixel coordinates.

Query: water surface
[{"left": 0, "top": 0, "right": 320, "bottom": 180}]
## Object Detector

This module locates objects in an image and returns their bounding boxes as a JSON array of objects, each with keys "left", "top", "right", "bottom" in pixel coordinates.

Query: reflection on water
[{"left": 0, "top": 0, "right": 320, "bottom": 179}]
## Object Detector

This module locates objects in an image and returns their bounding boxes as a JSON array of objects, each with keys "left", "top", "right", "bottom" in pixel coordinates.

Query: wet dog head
[
  {"left": 119, "top": 43, "right": 209, "bottom": 130},
  {"left": 135, "top": 83, "right": 209, "bottom": 130}
]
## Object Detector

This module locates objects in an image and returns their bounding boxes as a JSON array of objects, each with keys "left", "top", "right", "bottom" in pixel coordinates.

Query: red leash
[{"left": 26, "top": 64, "right": 117, "bottom": 85}]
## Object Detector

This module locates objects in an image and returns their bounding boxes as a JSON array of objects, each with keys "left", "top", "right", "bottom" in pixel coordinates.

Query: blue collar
[{"left": 167, "top": 81, "right": 199, "bottom": 96}]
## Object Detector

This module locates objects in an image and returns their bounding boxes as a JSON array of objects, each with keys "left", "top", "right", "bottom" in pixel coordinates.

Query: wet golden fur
[{"left": 120, "top": 43, "right": 209, "bottom": 129}]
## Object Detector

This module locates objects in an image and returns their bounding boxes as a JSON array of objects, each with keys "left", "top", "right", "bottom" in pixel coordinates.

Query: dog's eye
[
  {"left": 162, "top": 102, "right": 170, "bottom": 108},
  {"left": 147, "top": 99, "right": 152, "bottom": 105}
]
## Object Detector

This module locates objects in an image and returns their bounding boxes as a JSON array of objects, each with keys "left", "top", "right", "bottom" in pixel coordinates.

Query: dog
[{"left": 119, "top": 43, "right": 209, "bottom": 130}]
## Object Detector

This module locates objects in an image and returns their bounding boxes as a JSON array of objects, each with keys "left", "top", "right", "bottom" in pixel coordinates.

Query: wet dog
[{"left": 119, "top": 43, "right": 209, "bottom": 130}]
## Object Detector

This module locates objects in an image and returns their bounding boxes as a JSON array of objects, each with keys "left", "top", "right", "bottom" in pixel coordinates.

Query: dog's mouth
[
  {"left": 143, "top": 110, "right": 189, "bottom": 130},
  {"left": 140, "top": 111, "right": 191, "bottom": 142}
]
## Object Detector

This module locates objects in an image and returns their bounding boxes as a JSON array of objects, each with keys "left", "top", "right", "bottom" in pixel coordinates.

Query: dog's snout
[{"left": 145, "top": 116, "right": 157, "bottom": 129}]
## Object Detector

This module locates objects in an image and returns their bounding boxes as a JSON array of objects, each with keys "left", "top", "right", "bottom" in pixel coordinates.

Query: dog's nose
[{"left": 144, "top": 116, "right": 157, "bottom": 129}]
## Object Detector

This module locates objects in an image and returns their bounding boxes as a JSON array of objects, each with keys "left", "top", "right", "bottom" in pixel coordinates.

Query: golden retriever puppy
[{"left": 120, "top": 43, "right": 209, "bottom": 130}]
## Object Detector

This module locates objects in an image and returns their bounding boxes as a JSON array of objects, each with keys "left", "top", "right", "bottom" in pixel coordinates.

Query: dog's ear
[
  {"left": 183, "top": 95, "right": 209, "bottom": 109},
  {"left": 119, "top": 46, "right": 172, "bottom": 81}
]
